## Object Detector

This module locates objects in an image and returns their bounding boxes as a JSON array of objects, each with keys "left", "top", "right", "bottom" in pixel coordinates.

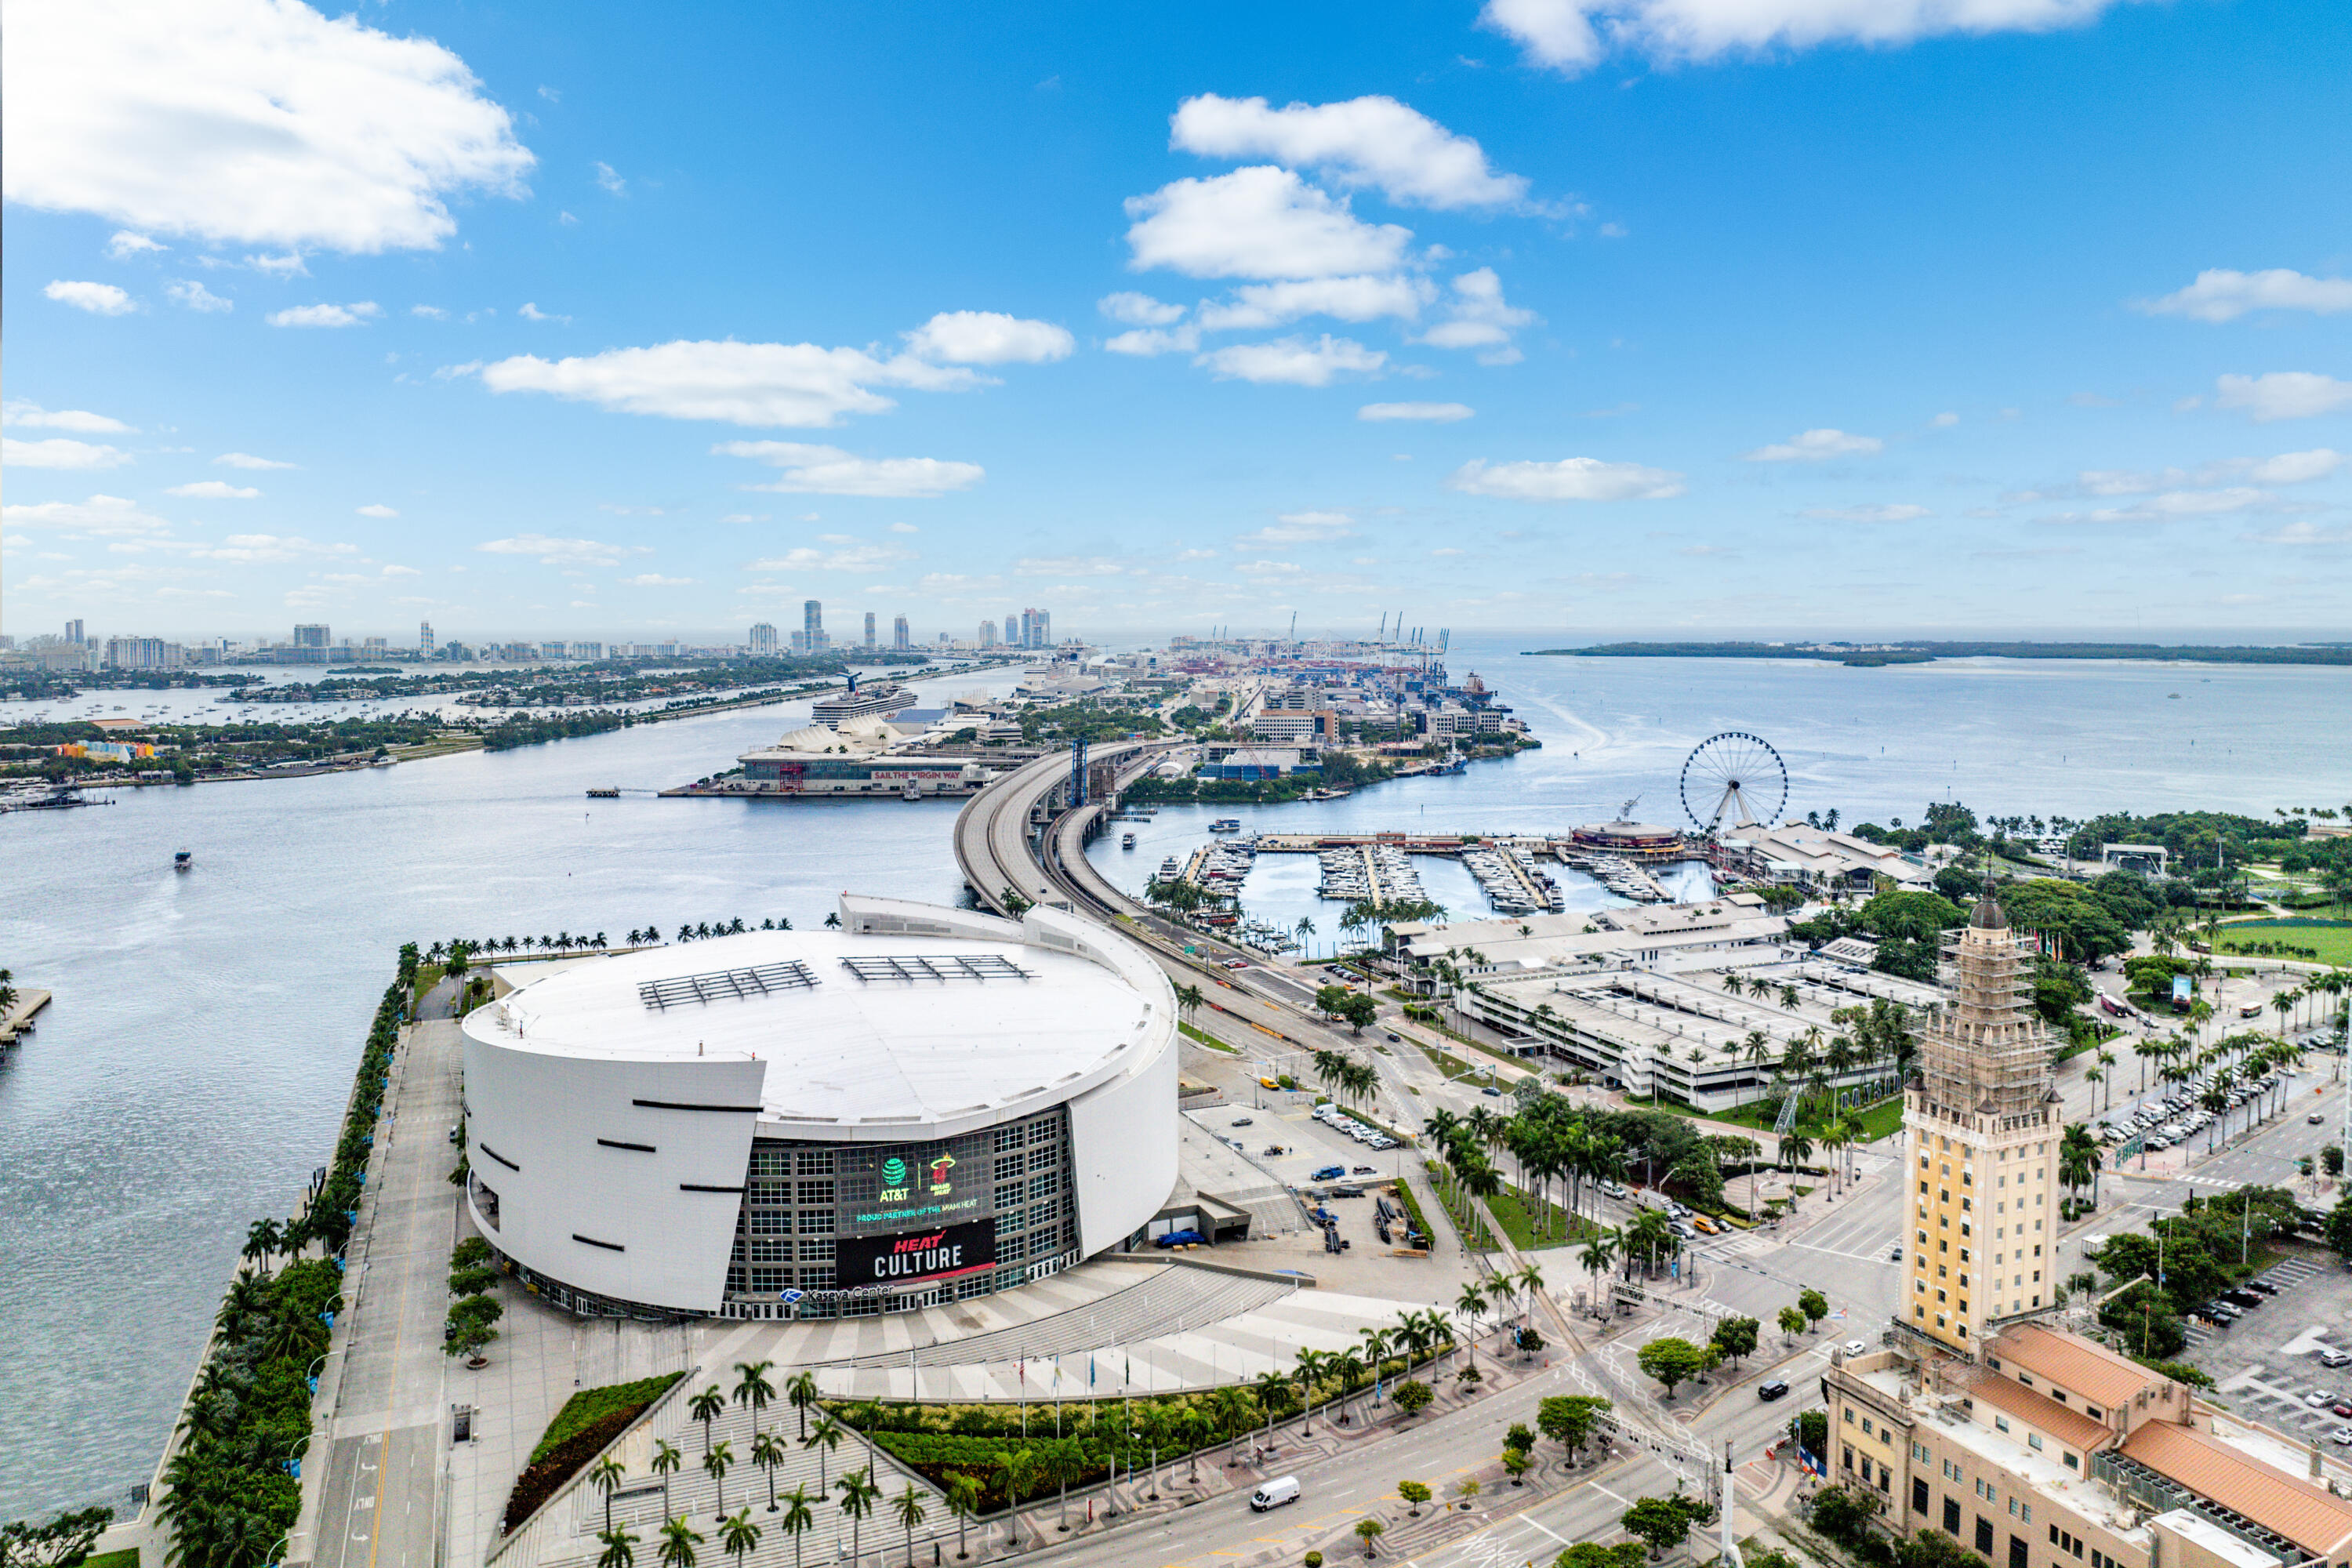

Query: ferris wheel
[{"left": 1679, "top": 731, "right": 1788, "bottom": 833}]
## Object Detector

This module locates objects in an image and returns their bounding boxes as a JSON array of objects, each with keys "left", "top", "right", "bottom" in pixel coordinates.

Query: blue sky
[{"left": 5, "top": 0, "right": 2350, "bottom": 645}]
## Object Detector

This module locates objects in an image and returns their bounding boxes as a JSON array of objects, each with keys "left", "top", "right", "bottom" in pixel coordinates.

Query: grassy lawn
[
  {"left": 1646, "top": 1091, "right": 1906, "bottom": 1143},
  {"left": 2213, "top": 920, "right": 2352, "bottom": 967},
  {"left": 1485, "top": 1185, "right": 1600, "bottom": 1252},
  {"left": 1178, "top": 1021, "right": 1236, "bottom": 1052},
  {"left": 1415, "top": 1041, "right": 1486, "bottom": 1083},
  {"left": 85, "top": 1551, "right": 138, "bottom": 1568}
]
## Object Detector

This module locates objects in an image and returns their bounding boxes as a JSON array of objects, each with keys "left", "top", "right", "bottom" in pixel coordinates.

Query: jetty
[{"left": 2, "top": 988, "right": 53, "bottom": 1047}]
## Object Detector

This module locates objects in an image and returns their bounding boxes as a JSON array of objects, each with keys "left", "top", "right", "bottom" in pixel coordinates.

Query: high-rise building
[
  {"left": 802, "top": 599, "right": 825, "bottom": 652},
  {"left": 104, "top": 637, "right": 183, "bottom": 670},
  {"left": 293, "top": 622, "right": 330, "bottom": 649},
  {"left": 66, "top": 619, "right": 85, "bottom": 644},
  {"left": 1018, "top": 608, "right": 1051, "bottom": 649},
  {"left": 863, "top": 612, "right": 877, "bottom": 650},
  {"left": 1903, "top": 888, "right": 2062, "bottom": 1356},
  {"left": 419, "top": 620, "right": 435, "bottom": 655},
  {"left": 748, "top": 622, "right": 779, "bottom": 658},
  {"left": 1004, "top": 614, "right": 1018, "bottom": 646},
  {"left": 978, "top": 620, "right": 998, "bottom": 647},
  {"left": 891, "top": 615, "right": 910, "bottom": 651}
]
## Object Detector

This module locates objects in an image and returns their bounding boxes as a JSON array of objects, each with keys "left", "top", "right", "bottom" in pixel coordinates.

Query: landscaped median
[
  {"left": 502, "top": 1373, "right": 684, "bottom": 1530},
  {"left": 152, "top": 965, "right": 409, "bottom": 1568}
]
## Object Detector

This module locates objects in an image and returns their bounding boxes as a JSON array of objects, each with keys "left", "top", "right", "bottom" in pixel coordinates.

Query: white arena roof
[{"left": 474, "top": 902, "right": 1167, "bottom": 1133}]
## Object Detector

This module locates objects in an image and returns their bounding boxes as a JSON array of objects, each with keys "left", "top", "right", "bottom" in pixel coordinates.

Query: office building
[
  {"left": 892, "top": 615, "right": 910, "bottom": 651},
  {"left": 66, "top": 619, "right": 86, "bottom": 645},
  {"left": 979, "top": 620, "right": 998, "bottom": 648},
  {"left": 863, "top": 612, "right": 877, "bottom": 650},
  {"left": 419, "top": 620, "right": 434, "bottom": 655},
  {"left": 749, "top": 622, "right": 779, "bottom": 658},
  {"left": 1005, "top": 614, "right": 1018, "bottom": 646},
  {"left": 460, "top": 895, "right": 1177, "bottom": 1319},
  {"left": 803, "top": 599, "right": 826, "bottom": 653}
]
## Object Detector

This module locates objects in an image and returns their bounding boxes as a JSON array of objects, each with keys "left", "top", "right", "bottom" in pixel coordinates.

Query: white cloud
[
  {"left": 621, "top": 574, "right": 697, "bottom": 587},
  {"left": 517, "top": 301, "right": 571, "bottom": 324},
  {"left": 0, "top": 494, "right": 169, "bottom": 535},
  {"left": 888, "top": 521, "right": 918, "bottom": 534},
  {"left": 107, "top": 230, "right": 165, "bottom": 258},
  {"left": 1479, "top": 0, "right": 2137, "bottom": 74},
  {"left": 2, "top": 436, "right": 132, "bottom": 469},
  {"left": 1417, "top": 267, "right": 1535, "bottom": 355},
  {"left": 4, "top": 401, "right": 132, "bottom": 434},
  {"left": 1195, "top": 334, "right": 1387, "bottom": 386},
  {"left": 719, "top": 512, "right": 767, "bottom": 524},
  {"left": 1448, "top": 456, "right": 1686, "bottom": 501},
  {"left": 1359, "top": 401, "right": 1473, "bottom": 422},
  {"left": 166, "top": 480, "right": 261, "bottom": 499},
  {"left": 1239, "top": 510, "right": 1356, "bottom": 546},
  {"left": 1168, "top": 93, "right": 1529, "bottom": 211},
  {"left": 593, "top": 161, "right": 625, "bottom": 194},
  {"left": 1800, "top": 503, "right": 1931, "bottom": 522},
  {"left": 1125, "top": 166, "right": 1411, "bottom": 280},
  {"left": 715, "top": 441, "right": 984, "bottom": 497},
  {"left": 1742, "top": 427, "right": 1883, "bottom": 462},
  {"left": 268, "top": 301, "right": 380, "bottom": 328},
  {"left": 412, "top": 303, "right": 449, "bottom": 320},
  {"left": 2215, "top": 372, "right": 2352, "bottom": 423},
  {"left": 201, "top": 532, "right": 356, "bottom": 562},
  {"left": 2248, "top": 521, "right": 2352, "bottom": 546},
  {"left": 215, "top": 451, "right": 295, "bottom": 469},
  {"left": 165, "top": 279, "right": 234, "bottom": 312},
  {"left": 2, "top": 0, "right": 534, "bottom": 252},
  {"left": 1233, "top": 559, "right": 1303, "bottom": 577},
  {"left": 1099, "top": 292, "right": 1185, "bottom": 327},
  {"left": 477, "top": 533, "right": 652, "bottom": 567},
  {"left": 45, "top": 280, "right": 136, "bottom": 314},
  {"left": 1196, "top": 274, "right": 1431, "bottom": 331},
  {"left": 357, "top": 503, "right": 400, "bottom": 517},
  {"left": 246, "top": 252, "right": 306, "bottom": 277},
  {"left": 2136, "top": 268, "right": 2352, "bottom": 324},
  {"left": 744, "top": 543, "right": 914, "bottom": 574},
  {"left": 1932, "top": 411, "right": 1960, "bottom": 426},
  {"left": 1105, "top": 325, "right": 1201, "bottom": 358},
  {"left": 2247, "top": 448, "right": 2342, "bottom": 484},
  {"left": 902, "top": 310, "right": 1074, "bottom": 365},
  {"left": 474, "top": 338, "right": 982, "bottom": 427},
  {"left": 1014, "top": 556, "right": 1127, "bottom": 577}
]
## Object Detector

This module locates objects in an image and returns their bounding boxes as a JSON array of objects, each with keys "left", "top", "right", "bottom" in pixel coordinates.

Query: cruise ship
[{"left": 809, "top": 677, "right": 910, "bottom": 727}]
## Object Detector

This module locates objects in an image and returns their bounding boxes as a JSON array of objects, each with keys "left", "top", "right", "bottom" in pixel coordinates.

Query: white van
[{"left": 1250, "top": 1476, "right": 1301, "bottom": 1512}]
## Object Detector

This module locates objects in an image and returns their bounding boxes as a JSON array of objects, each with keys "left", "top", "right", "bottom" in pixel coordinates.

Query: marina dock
[
  {"left": 1163, "top": 829, "right": 1697, "bottom": 910},
  {"left": 1, "top": 989, "right": 53, "bottom": 1047}
]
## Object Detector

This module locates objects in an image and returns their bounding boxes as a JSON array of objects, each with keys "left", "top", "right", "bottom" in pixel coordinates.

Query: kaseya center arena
[{"left": 459, "top": 895, "right": 1178, "bottom": 1319}]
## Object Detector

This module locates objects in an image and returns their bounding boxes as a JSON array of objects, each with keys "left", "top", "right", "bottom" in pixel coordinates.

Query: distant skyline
[{"left": 4, "top": 0, "right": 2349, "bottom": 641}]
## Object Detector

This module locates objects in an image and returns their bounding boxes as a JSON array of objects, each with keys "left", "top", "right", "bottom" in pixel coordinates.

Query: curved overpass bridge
[{"left": 953, "top": 740, "right": 1181, "bottom": 918}]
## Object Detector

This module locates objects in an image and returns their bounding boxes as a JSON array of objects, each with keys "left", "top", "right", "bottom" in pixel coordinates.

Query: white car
[
  {"left": 1844, "top": 1339, "right": 1869, "bottom": 1357},
  {"left": 2305, "top": 1391, "right": 2336, "bottom": 1408},
  {"left": 2332, "top": 1428, "right": 2352, "bottom": 1447}
]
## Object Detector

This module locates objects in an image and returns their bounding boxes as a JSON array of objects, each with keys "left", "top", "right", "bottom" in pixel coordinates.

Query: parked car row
[
  {"left": 1316, "top": 1102, "right": 1398, "bottom": 1151},
  {"left": 2100, "top": 1069, "right": 2286, "bottom": 1149}
]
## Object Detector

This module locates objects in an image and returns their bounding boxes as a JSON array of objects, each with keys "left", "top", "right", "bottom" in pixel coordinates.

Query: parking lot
[{"left": 2184, "top": 1251, "right": 2352, "bottom": 1446}]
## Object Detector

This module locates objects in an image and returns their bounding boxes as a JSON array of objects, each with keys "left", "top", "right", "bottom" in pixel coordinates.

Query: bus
[{"left": 2099, "top": 994, "right": 2133, "bottom": 1020}]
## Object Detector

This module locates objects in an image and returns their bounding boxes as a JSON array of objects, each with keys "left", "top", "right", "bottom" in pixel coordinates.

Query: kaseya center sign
[{"left": 836, "top": 1218, "right": 996, "bottom": 1290}]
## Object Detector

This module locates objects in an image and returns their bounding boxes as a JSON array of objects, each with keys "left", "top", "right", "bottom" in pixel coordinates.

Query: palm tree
[
  {"left": 717, "top": 1510, "right": 760, "bottom": 1568},
  {"left": 656, "top": 1516, "right": 703, "bottom": 1568},
  {"left": 590, "top": 1454, "right": 628, "bottom": 1534},
  {"left": 750, "top": 1432, "right": 786, "bottom": 1513},
  {"left": 652, "top": 1441, "right": 684, "bottom": 1519},
  {"left": 242, "top": 1218, "right": 282, "bottom": 1278},
  {"left": 1578, "top": 1227, "right": 1621, "bottom": 1318},
  {"left": 1455, "top": 1280, "right": 1487, "bottom": 1343},
  {"left": 776, "top": 1487, "right": 815, "bottom": 1568},
  {"left": 803, "top": 1417, "right": 844, "bottom": 1493},
  {"left": 992, "top": 1450, "right": 1036, "bottom": 1546},
  {"left": 944, "top": 1475, "right": 980, "bottom": 1561},
  {"left": 597, "top": 1527, "right": 638, "bottom": 1568},
  {"left": 733, "top": 1361, "right": 776, "bottom": 1439},
  {"left": 834, "top": 1468, "right": 880, "bottom": 1566},
  {"left": 702, "top": 1440, "right": 735, "bottom": 1522},
  {"left": 689, "top": 1386, "right": 726, "bottom": 1454},
  {"left": 785, "top": 1370, "right": 818, "bottom": 1440},
  {"left": 892, "top": 1483, "right": 929, "bottom": 1566}
]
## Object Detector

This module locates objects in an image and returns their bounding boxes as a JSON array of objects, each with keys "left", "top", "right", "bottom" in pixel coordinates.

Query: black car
[
  {"left": 2245, "top": 1279, "right": 2281, "bottom": 1295},
  {"left": 1758, "top": 1379, "right": 1790, "bottom": 1401},
  {"left": 2225, "top": 1289, "right": 2263, "bottom": 1308},
  {"left": 2203, "top": 1302, "right": 2240, "bottom": 1322}
]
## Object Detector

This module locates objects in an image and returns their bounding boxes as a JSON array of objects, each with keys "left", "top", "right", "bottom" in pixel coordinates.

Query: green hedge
[{"left": 530, "top": 1373, "right": 684, "bottom": 1466}]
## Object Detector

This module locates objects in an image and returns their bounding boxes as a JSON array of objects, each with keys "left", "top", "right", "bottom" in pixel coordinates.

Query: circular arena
[{"left": 459, "top": 894, "right": 1178, "bottom": 1320}]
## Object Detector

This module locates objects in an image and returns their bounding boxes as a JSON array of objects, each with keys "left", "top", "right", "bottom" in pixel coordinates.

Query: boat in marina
[
  {"left": 1209, "top": 818, "right": 1242, "bottom": 833},
  {"left": 1158, "top": 856, "right": 1181, "bottom": 880}
]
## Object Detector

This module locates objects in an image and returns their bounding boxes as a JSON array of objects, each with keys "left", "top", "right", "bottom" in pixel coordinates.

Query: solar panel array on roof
[
  {"left": 638, "top": 960, "right": 822, "bottom": 1011},
  {"left": 838, "top": 953, "right": 1034, "bottom": 984}
]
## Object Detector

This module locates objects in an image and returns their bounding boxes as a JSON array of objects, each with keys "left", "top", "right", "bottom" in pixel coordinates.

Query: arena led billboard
[{"left": 833, "top": 1218, "right": 997, "bottom": 1290}]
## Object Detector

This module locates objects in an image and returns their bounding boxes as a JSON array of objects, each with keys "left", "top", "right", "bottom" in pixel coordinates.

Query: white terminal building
[{"left": 460, "top": 895, "right": 1178, "bottom": 1320}]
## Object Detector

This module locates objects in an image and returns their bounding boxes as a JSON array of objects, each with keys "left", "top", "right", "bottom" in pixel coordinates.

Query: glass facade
[{"left": 724, "top": 1107, "right": 1076, "bottom": 1318}]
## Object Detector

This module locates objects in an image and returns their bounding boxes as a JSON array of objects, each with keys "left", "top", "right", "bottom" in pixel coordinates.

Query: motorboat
[
  {"left": 1121, "top": 832, "right": 1137, "bottom": 849},
  {"left": 174, "top": 849, "right": 193, "bottom": 871}
]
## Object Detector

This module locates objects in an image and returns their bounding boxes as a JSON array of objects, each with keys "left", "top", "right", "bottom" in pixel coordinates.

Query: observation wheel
[{"left": 1679, "top": 731, "right": 1787, "bottom": 833}]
